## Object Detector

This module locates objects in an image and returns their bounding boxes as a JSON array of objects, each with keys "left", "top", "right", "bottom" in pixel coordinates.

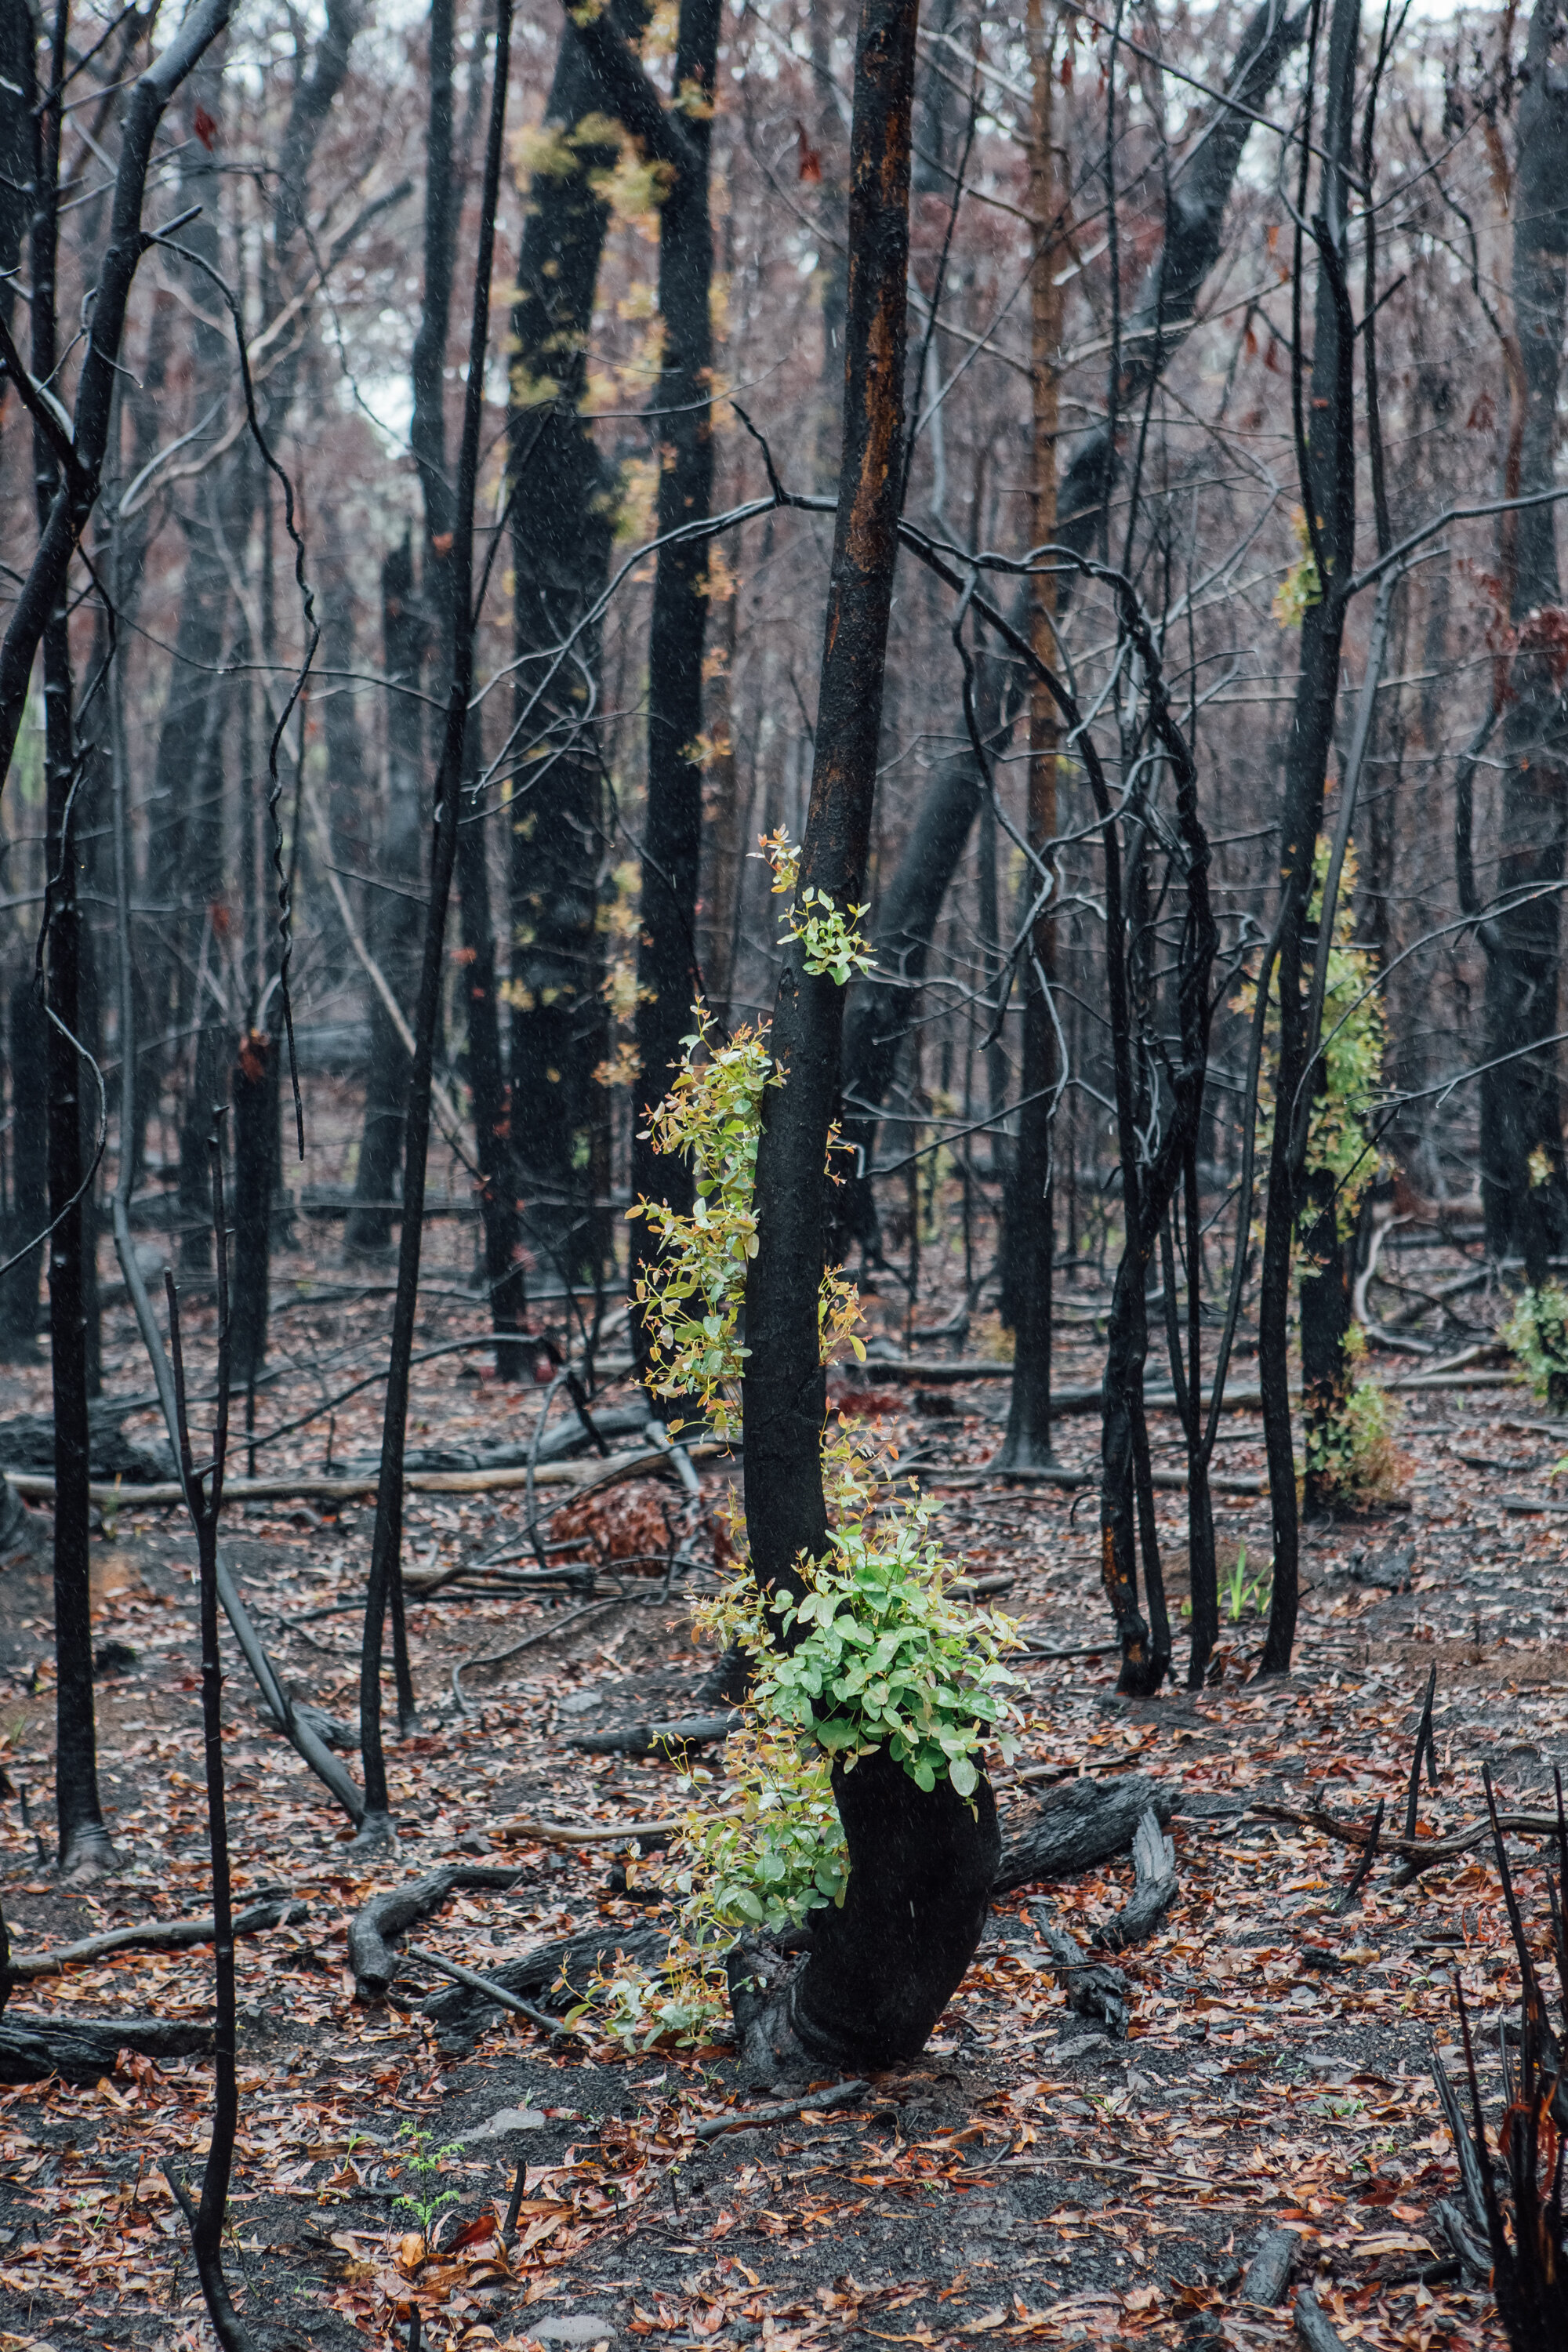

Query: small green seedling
[{"left": 393, "top": 2124, "right": 461, "bottom": 2240}]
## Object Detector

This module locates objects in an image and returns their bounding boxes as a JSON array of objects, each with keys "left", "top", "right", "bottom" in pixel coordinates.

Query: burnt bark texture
[
  {"left": 28, "top": 0, "right": 113, "bottom": 1878},
  {"left": 506, "top": 3, "right": 651, "bottom": 1287},
  {"left": 413, "top": 0, "right": 527, "bottom": 1369},
  {"left": 1258, "top": 0, "right": 1361, "bottom": 1675},
  {"left": 229, "top": 1033, "right": 274, "bottom": 1388},
  {"left": 1479, "top": 0, "right": 1568, "bottom": 1278},
  {"left": 0, "top": 977, "right": 47, "bottom": 1357},
  {"left": 622, "top": 0, "right": 722, "bottom": 1381},
  {"left": 346, "top": 539, "right": 424, "bottom": 1254},
  {"left": 739, "top": 0, "right": 998, "bottom": 2083}
]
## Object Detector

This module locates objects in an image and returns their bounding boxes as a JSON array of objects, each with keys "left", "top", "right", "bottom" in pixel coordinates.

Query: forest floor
[{"left": 0, "top": 1200, "right": 1562, "bottom": 2352}]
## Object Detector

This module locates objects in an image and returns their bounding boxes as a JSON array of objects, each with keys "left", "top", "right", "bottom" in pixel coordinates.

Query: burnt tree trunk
[
  {"left": 413, "top": 0, "right": 527, "bottom": 1372},
  {"left": 828, "top": 0, "right": 1301, "bottom": 1272},
  {"left": 358, "top": 0, "right": 514, "bottom": 1839},
  {"left": 346, "top": 539, "right": 425, "bottom": 1255},
  {"left": 623, "top": 0, "right": 721, "bottom": 1385},
  {"left": 736, "top": 0, "right": 1000, "bottom": 2084},
  {"left": 229, "top": 1033, "right": 272, "bottom": 1390},
  {"left": 506, "top": 4, "right": 650, "bottom": 1290},
  {"left": 997, "top": 0, "right": 1062, "bottom": 1472},
  {"left": 31, "top": 5, "right": 113, "bottom": 1876},
  {"left": 0, "top": 977, "right": 47, "bottom": 1358},
  {"left": 1258, "top": 0, "right": 1361, "bottom": 1676},
  {"left": 1479, "top": 0, "right": 1568, "bottom": 1279}
]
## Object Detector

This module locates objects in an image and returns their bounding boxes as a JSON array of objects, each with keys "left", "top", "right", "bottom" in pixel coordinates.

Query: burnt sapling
[{"left": 161, "top": 1128, "right": 253, "bottom": 2352}]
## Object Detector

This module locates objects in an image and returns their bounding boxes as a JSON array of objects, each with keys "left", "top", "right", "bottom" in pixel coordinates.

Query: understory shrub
[{"left": 1502, "top": 1282, "right": 1568, "bottom": 1411}]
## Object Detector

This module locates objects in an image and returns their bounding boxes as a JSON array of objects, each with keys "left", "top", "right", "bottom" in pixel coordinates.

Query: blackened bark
[
  {"left": 1298, "top": 1164, "right": 1352, "bottom": 1516},
  {"left": 31, "top": 7, "right": 112, "bottom": 1875},
  {"left": 1479, "top": 0, "right": 1568, "bottom": 1276},
  {"left": 628, "top": 0, "right": 722, "bottom": 1383},
  {"left": 999, "top": 0, "right": 1061, "bottom": 1472},
  {"left": 230, "top": 1033, "right": 272, "bottom": 1388},
  {"left": 731, "top": 1748, "right": 999, "bottom": 2080},
  {"left": 358, "top": 0, "right": 514, "bottom": 1838},
  {"left": 412, "top": 0, "right": 526, "bottom": 1370},
  {"left": 163, "top": 1165, "right": 249, "bottom": 2350},
  {"left": 0, "top": 0, "right": 29, "bottom": 448},
  {"left": 739, "top": 0, "right": 996, "bottom": 2082},
  {"left": 506, "top": 7, "right": 648, "bottom": 1285},
  {"left": 0, "top": 978, "right": 47, "bottom": 1356},
  {"left": 346, "top": 539, "right": 424, "bottom": 1254},
  {"left": 1258, "top": 0, "right": 1361, "bottom": 1677}
]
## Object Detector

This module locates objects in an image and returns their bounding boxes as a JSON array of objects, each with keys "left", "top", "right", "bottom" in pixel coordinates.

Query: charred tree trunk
[
  {"left": 1258, "top": 0, "right": 1361, "bottom": 1676},
  {"left": 1479, "top": 0, "right": 1568, "bottom": 1279},
  {"left": 358, "top": 0, "right": 514, "bottom": 1840},
  {"left": 346, "top": 539, "right": 424, "bottom": 1255},
  {"left": 31, "top": 5, "right": 113, "bottom": 1876},
  {"left": 624, "top": 0, "right": 721, "bottom": 1385},
  {"left": 412, "top": 0, "right": 527, "bottom": 1372},
  {"left": 0, "top": 977, "right": 47, "bottom": 1357},
  {"left": 736, "top": 0, "right": 1000, "bottom": 2082},
  {"left": 229, "top": 1033, "right": 271, "bottom": 1391},
  {"left": 997, "top": 0, "right": 1062, "bottom": 1472},
  {"left": 506, "top": 4, "right": 649, "bottom": 1290}
]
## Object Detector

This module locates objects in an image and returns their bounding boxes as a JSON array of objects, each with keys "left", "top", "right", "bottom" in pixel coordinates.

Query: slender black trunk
[
  {"left": 163, "top": 1156, "right": 249, "bottom": 2350},
  {"left": 346, "top": 539, "right": 423, "bottom": 1254},
  {"left": 628, "top": 0, "right": 722, "bottom": 1385},
  {"left": 0, "top": 976, "right": 46, "bottom": 1356},
  {"left": 737, "top": 0, "right": 1002, "bottom": 2082},
  {"left": 358, "top": 0, "right": 514, "bottom": 1838},
  {"left": 506, "top": 4, "right": 648, "bottom": 1288},
  {"left": 230, "top": 1033, "right": 272, "bottom": 1388},
  {"left": 31, "top": 0, "right": 112, "bottom": 1877},
  {"left": 1258, "top": 0, "right": 1361, "bottom": 1676},
  {"left": 413, "top": 0, "right": 527, "bottom": 1371},
  {"left": 1479, "top": 0, "right": 1568, "bottom": 1277}
]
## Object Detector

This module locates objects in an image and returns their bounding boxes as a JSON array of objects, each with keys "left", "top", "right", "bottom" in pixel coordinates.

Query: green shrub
[{"left": 1503, "top": 1283, "right": 1568, "bottom": 1410}]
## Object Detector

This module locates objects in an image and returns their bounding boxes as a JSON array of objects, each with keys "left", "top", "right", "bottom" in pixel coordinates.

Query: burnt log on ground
[
  {"left": 569, "top": 1711, "right": 742, "bottom": 1758},
  {"left": 348, "top": 1865, "right": 530, "bottom": 1999},
  {"left": 0, "top": 2013, "right": 212, "bottom": 2085},
  {"left": 420, "top": 1923, "right": 670, "bottom": 2053},
  {"left": 994, "top": 1773, "right": 1176, "bottom": 1895},
  {"left": 1093, "top": 1807, "right": 1178, "bottom": 1951},
  {"left": 1030, "top": 1908, "right": 1131, "bottom": 2037}
]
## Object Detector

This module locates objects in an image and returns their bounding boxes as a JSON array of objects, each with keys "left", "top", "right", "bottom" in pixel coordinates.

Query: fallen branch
[
  {"left": 403, "top": 1942, "right": 572, "bottom": 2037},
  {"left": 1242, "top": 2228, "right": 1300, "bottom": 2307},
  {"left": 0, "top": 2011, "right": 213, "bottom": 2085},
  {"left": 7, "top": 1894, "right": 309, "bottom": 1981},
  {"left": 421, "top": 1922, "right": 670, "bottom": 2053},
  {"left": 349, "top": 1866, "right": 531, "bottom": 2000},
  {"left": 491, "top": 1814, "right": 683, "bottom": 1846},
  {"left": 452, "top": 1598, "right": 627, "bottom": 1708},
  {"left": 1294, "top": 2286, "right": 1350, "bottom": 2351},
  {"left": 993, "top": 1773, "right": 1176, "bottom": 1895},
  {"left": 694, "top": 2078, "right": 867, "bottom": 2141},
  {"left": 1251, "top": 1797, "right": 1568, "bottom": 1868},
  {"left": 569, "top": 1711, "right": 742, "bottom": 1758},
  {"left": 1030, "top": 1906, "right": 1131, "bottom": 2037},
  {"left": 1093, "top": 1808, "right": 1177, "bottom": 1951},
  {"left": 5, "top": 1442, "right": 721, "bottom": 1512}
]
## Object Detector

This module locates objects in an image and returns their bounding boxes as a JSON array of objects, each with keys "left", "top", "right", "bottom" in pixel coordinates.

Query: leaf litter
[{"left": 0, "top": 1243, "right": 1559, "bottom": 2350}]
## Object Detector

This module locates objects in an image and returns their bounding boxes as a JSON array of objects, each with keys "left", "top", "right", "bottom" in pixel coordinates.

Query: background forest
[{"left": 0, "top": 0, "right": 1566, "bottom": 2347}]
